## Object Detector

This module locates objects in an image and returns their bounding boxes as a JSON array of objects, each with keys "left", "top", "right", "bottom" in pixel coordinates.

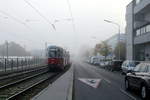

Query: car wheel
[
  {"left": 125, "top": 79, "right": 130, "bottom": 90},
  {"left": 141, "top": 85, "right": 148, "bottom": 100}
]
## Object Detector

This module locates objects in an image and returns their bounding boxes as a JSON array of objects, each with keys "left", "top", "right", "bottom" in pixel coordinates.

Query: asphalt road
[{"left": 73, "top": 61, "right": 142, "bottom": 100}]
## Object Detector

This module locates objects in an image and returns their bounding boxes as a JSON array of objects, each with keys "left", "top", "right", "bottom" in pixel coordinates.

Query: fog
[{"left": 0, "top": 0, "right": 132, "bottom": 55}]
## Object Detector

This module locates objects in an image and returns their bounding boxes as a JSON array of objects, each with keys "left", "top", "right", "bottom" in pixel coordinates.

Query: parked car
[
  {"left": 108, "top": 60, "right": 123, "bottom": 71},
  {"left": 121, "top": 60, "right": 139, "bottom": 74},
  {"left": 104, "top": 61, "right": 113, "bottom": 70},
  {"left": 90, "top": 56, "right": 100, "bottom": 65},
  {"left": 125, "top": 62, "right": 150, "bottom": 99},
  {"left": 99, "top": 61, "right": 106, "bottom": 68}
]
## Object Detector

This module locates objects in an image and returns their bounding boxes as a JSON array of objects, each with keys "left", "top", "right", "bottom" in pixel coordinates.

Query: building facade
[{"left": 126, "top": 0, "right": 150, "bottom": 61}]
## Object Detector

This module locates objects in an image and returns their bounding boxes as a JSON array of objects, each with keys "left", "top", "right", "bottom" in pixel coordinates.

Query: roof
[{"left": 48, "top": 45, "right": 63, "bottom": 50}]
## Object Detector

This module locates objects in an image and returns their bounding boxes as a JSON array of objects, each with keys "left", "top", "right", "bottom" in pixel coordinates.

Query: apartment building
[{"left": 126, "top": 0, "right": 150, "bottom": 61}]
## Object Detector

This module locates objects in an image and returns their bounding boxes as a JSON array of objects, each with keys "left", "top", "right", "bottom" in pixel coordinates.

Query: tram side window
[
  {"left": 60, "top": 51, "right": 63, "bottom": 58},
  {"left": 136, "top": 29, "right": 141, "bottom": 36},
  {"left": 58, "top": 50, "right": 62, "bottom": 58}
]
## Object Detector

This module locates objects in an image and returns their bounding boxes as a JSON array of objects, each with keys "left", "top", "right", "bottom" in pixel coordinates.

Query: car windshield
[
  {"left": 129, "top": 62, "right": 136, "bottom": 67},
  {"left": 134, "top": 64, "right": 141, "bottom": 72}
]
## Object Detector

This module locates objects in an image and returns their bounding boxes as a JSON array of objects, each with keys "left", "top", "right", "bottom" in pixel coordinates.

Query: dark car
[
  {"left": 125, "top": 62, "right": 150, "bottom": 99},
  {"left": 108, "top": 60, "right": 123, "bottom": 71}
]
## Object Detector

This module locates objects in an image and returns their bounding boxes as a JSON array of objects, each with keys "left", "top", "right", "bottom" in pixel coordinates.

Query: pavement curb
[
  {"left": 32, "top": 65, "right": 74, "bottom": 100},
  {"left": 67, "top": 65, "right": 74, "bottom": 100}
]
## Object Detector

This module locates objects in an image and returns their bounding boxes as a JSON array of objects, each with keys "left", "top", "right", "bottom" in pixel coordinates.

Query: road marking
[
  {"left": 120, "top": 88, "right": 137, "bottom": 100},
  {"left": 103, "top": 78, "right": 111, "bottom": 84},
  {"left": 78, "top": 78, "right": 101, "bottom": 88}
]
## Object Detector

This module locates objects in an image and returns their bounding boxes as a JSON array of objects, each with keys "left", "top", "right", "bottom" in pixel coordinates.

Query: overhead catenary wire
[
  {"left": 0, "top": 11, "right": 45, "bottom": 47},
  {"left": 23, "top": 0, "right": 56, "bottom": 31},
  {"left": 66, "top": 0, "right": 79, "bottom": 53},
  {"left": 66, "top": 0, "right": 76, "bottom": 32},
  {"left": 0, "top": 10, "right": 33, "bottom": 31}
]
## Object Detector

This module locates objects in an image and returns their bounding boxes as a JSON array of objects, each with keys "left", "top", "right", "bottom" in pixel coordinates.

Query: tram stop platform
[{"left": 32, "top": 65, "right": 74, "bottom": 100}]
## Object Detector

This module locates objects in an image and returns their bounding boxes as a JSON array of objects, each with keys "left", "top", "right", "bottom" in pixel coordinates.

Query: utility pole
[
  {"left": 5, "top": 41, "right": 9, "bottom": 59},
  {"left": 104, "top": 20, "right": 121, "bottom": 60},
  {"left": 24, "top": 44, "right": 26, "bottom": 57},
  {"left": 45, "top": 42, "right": 47, "bottom": 57},
  {"left": 118, "top": 26, "right": 121, "bottom": 61}
]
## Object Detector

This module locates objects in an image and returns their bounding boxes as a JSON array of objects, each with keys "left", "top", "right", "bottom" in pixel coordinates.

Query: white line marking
[
  {"left": 103, "top": 78, "right": 111, "bottom": 84},
  {"left": 120, "top": 88, "right": 137, "bottom": 100}
]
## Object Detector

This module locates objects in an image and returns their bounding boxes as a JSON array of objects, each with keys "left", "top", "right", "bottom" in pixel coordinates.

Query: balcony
[
  {"left": 134, "top": 32, "right": 150, "bottom": 44},
  {"left": 134, "top": 0, "right": 150, "bottom": 14}
]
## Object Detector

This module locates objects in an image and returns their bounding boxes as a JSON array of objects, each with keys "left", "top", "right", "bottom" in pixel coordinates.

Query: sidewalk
[{"left": 32, "top": 65, "right": 74, "bottom": 100}]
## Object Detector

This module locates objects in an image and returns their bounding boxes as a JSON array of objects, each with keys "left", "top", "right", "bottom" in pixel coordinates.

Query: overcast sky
[{"left": 0, "top": 0, "right": 132, "bottom": 53}]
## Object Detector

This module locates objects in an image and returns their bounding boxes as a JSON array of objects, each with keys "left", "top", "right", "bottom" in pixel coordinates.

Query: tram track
[
  {"left": 9, "top": 66, "right": 71, "bottom": 100},
  {"left": 0, "top": 65, "right": 51, "bottom": 100},
  {"left": 0, "top": 71, "right": 56, "bottom": 100},
  {"left": 0, "top": 66, "right": 49, "bottom": 88},
  {"left": 0, "top": 64, "right": 70, "bottom": 100}
]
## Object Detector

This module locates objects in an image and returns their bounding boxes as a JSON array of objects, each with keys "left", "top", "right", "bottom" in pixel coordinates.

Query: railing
[{"left": 0, "top": 57, "right": 47, "bottom": 72}]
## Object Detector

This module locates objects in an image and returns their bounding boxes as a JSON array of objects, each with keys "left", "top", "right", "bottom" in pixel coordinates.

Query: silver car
[{"left": 121, "top": 60, "right": 139, "bottom": 74}]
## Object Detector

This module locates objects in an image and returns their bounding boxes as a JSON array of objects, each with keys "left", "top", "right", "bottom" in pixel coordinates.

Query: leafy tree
[
  {"left": 114, "top": 42, "right": 126, "bottom": 60},
  {"left": 94, "top": 43, "right": 102, "bottom": 55},
  {"left": 99, "top": 41, "right": 112, "bottom": 59},
  {"left": 0, "top": 41, "right": 30, "bottom": 57}
]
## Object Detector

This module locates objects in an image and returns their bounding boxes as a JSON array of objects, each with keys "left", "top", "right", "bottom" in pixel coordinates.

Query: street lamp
[
  {"left": 53, "top": 18, "right": 73, "bottom": 24},
  {"left": 104, "top": 19, "right": 121, "bottom": 60}
]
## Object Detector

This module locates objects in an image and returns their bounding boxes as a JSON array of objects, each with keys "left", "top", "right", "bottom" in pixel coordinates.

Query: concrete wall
[
  {"left": 145, "top": 13, "right": 150, "bottom": 22},
  {"left": 134, "top": 5, "right": 150, "bottom": 29},
  {"left": 126, "top": 2, "right": 134, "bottom": 60},
  {"left": 145, "top": 43, "right": 150, "bottom": 61}
]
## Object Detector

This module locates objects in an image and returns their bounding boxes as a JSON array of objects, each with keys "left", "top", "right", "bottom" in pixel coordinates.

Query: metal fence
[{"left": 0, "top": 57, "right": 47, "bottom": 72}]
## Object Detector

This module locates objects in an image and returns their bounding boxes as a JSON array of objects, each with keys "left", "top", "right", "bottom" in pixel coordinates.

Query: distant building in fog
[{"left": 105, "top": 34, "right": 126, "bottom": 50}]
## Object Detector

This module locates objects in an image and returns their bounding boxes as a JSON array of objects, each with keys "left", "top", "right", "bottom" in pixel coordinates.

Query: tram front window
[{"left": 49, "top": 50, "right": 57, "bottom": 58}]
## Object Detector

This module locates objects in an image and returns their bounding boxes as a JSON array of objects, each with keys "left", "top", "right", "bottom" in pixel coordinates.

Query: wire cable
[
  {"left": 0, "top": 10, "right": 32, "bottom": 31},
  {"left": 23, "top": 0, "right": 56, "bottom": 31},
  {"left": 66, "top": 0, "right": 76, "bottom": 32}
]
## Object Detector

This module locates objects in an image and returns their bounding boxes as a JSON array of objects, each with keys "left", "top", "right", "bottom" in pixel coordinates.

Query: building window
[
  {"left": 146, "top": 25, "right": 150, "bottom": 32},
  {"left": 136, "top": 29, "right": 141, "bottom": 36},
  {"left": 136, "top": 24, "right": 150, "bottom": 36},
  {"left": 141, "top": 27, "right": 146, "bottom": 34}
]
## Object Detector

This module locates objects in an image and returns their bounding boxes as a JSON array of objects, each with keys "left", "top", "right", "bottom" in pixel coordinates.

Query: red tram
[{"left": 47, "top": 45, "right": 70, "bottom": 71}]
